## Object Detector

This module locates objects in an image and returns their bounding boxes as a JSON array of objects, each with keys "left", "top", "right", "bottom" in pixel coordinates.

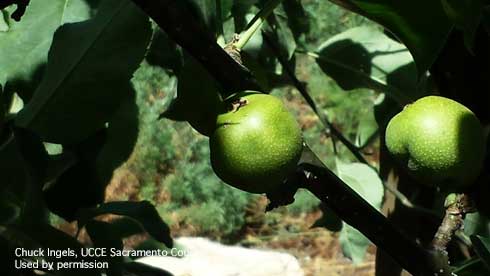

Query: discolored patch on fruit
[
  {"left": 385, "top": 96, "right": 485, "bottom": 189},
  {"left": 209, "top": 91, "right": 303, "bottom": 194}
]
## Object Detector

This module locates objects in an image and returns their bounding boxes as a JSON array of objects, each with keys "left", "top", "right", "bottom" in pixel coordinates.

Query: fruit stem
[
  {"left": 428, "top": 193, "right": 476, "bottom": 276},
  {"left": 431, "top": 193, "right": 476, "bottom": 254},
  {"left": 234, "top": 0, "right": 283, "bottom": 50}
]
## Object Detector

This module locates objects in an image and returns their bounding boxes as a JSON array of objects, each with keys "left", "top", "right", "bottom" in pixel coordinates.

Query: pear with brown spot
[{"left": 209, "top": 91, "right": 303, "bottom": 194}]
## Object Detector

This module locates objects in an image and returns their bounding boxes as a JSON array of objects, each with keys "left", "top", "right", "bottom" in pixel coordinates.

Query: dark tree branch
[
  {"left": 130, "top": 0, "right": 260, "bottom": 97},
  {"left": 301, "top": 164, "right": 452, "bottom": 276},
  {"left": 131, "top": 1, "right": 441, "bottom": 275},
  {"left": 298, "top": 147, "right": 442, "bottom": 276}
]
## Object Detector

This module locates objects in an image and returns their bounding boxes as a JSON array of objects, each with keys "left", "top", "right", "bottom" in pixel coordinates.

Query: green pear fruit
[
  {"left": 209, "top": 91, "right": 303, "bottom": 193},
  {"left": 385, "top": 96, "right": 485, "bottom": 188}
]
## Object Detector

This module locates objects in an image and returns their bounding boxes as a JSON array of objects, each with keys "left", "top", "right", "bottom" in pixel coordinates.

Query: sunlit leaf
[
  {"left": 0, "top": 0, "right": 91, "bottom": 99},
  {"left": 338, "top": 0, "right": 453, "bottom": 75},
  {"left": 316, "top": 26, "right": 421, "bottom": 105},
  {"left": 336, "top": 161, "right": 384, "bottom": 263}
]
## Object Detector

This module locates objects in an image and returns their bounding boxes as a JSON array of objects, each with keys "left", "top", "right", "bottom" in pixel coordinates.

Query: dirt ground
[
  {"left": 242, "top": 206, "right": 376, "bottom": 276},
  {"left": 57, "top": 167, "right": 376, "bottom": 276}
]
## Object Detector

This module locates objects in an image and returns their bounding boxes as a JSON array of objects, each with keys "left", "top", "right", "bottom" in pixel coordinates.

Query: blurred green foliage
[{"left": 303, "top": 0, "right": 371, "bottom": 47}]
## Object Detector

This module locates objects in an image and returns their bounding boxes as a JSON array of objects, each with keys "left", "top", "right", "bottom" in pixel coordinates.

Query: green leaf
[
  {"left": 0, "top": 128, "right": 48, "bottom": 225},
  {"left": 316, "top": 26, "right": 420, "bottom": 105},
  {"left": 282, "top": 0, "right": 310, "bottom": 44},
  {"left": 44, "top": 131, "right": 108, "bottom": 221},
  {"left": 355, "top": 107, "right": 378, "bottom": 149},
  {"left": 146, "top": 28, "right": 183, "bottom": 74},
  {"left": 336, "top": 161, "right": 384, "bottom": 210},
  {"left": 265, "top": 9, "right": 297, "bottom": 60},
  {"left": 79, "top": 201, "right": 173, "bottom": 248},
  {"left": 347, "top": 0, "right": 453, "bottom": 75},
  {"left": 95, "top": 89, "right": 139, "bottom": 185},
  {"left": 159, "top": 56, "right": 224, "bottom": 136},
  {"left": 106, "top": 217, "right": 147, "bottom": 238},
  {"left": 15, "top": 0, "right": 151, "bottom": 144},
  {"left": 471, "top": 235, "right": 490, "bottom": 270},
  {"left": 0, "top": 10, "right": 9, "bottom": 32},
  {"left": 464, "top": 213, "right": 490, "bottom": 237},
  {"left": 43, "top": 151, "right": 77, "bottom": 185},
  {"left": 44, "top": 90, "right": 137, "bottom": 221},
  {"left": 441, "top": 0, "right": 485, "bottom": 52},
  {"left": 339, "top": 224, "right": 371, "bottom": 264},
  {"left": 0, "top": 0, "right": 91, "bottom": 99},
  {"left": 336, "top": 161, "right": 384, "bottom": 264},
  {"left": 0, "top": 85, "right": 5, "bottom": 125}
]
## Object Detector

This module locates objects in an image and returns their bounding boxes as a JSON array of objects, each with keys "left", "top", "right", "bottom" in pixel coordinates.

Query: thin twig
[{"left": 235, "top": 0, "right": 283, "bottom": 50}]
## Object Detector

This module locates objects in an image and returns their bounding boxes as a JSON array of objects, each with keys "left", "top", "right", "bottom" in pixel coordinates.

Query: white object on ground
[{"left": 136, "top": 237, "right": 304, "bottom": 276}]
